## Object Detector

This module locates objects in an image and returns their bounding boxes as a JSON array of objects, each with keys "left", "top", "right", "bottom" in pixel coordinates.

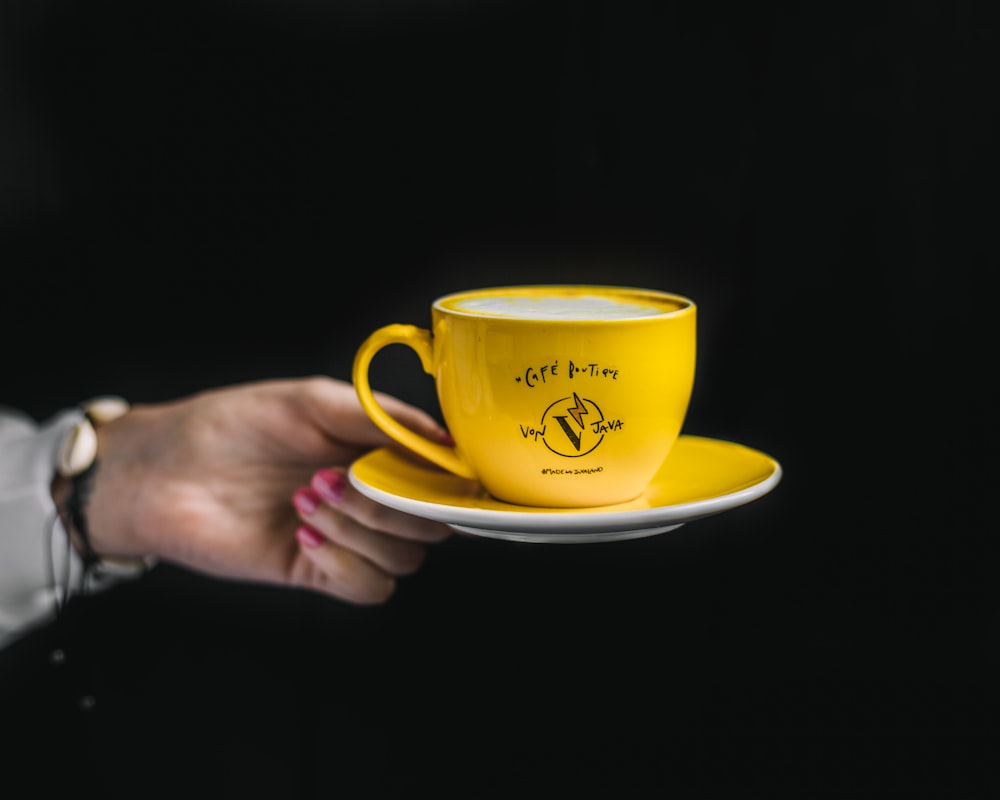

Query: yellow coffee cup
[{"left": 352, "top": 285, "right": 696, "bottom": 508}]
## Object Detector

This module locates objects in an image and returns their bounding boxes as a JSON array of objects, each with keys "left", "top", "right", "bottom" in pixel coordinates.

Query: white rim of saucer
[{"left": 348, "top": 456, "right": 782, "bottom": 536}]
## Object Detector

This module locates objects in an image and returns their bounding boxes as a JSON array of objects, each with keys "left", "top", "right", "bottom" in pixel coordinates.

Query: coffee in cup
[{"left": 352, "top": 285, "right": 696, "bottom": 507}]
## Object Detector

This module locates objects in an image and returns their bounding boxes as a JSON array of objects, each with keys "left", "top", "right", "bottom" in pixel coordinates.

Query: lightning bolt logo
[
  {"left": 567, "top": 392, "right": 588, "bottom": 429},
  {"left": 542, "top": 394, "right": 605, "bottom": 457}
]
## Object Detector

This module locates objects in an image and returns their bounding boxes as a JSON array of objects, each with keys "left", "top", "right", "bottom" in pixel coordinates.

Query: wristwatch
[{"left": 54, "top": 396, "right": 156, "bottom": 578}]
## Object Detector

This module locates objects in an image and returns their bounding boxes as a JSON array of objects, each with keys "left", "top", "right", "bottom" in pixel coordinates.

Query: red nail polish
[
  {"left": 312, "top": 469, "right": 345, "bottom": 503},
  {"left": 296, "top": 525, "right": 324, "bottom": 549},
  {"left": 292, "top": 487, "right": 319, "bottom": 515}
]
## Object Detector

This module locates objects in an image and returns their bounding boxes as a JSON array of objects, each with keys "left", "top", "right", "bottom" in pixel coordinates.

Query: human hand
[{"left": 82, "top": 376, "right": 452, "bottom": 603}]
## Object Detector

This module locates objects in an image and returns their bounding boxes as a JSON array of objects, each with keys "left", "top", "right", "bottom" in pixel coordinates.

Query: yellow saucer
[{"left": 348, "top": 435, "right": 782, "bottom": 543}]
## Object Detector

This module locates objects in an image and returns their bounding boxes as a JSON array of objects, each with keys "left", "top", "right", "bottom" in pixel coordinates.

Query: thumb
[{"left": 299, "top": 375, "right": 452, "bottom": 450}]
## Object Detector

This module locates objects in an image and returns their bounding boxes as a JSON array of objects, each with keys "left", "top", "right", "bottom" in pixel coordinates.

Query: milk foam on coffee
[{"left": 449, "top": 293, "right": 671, "bottom": 320}]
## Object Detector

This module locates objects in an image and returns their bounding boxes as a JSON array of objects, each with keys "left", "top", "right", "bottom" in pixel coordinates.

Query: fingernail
[
  {"left": 292, "top": 487, "right": 319, "bottom": 515},
  {"left": 312, "top": 469, "right": 345, "bottom": 503},
  {"left": 296, "top": 525, "right": 324, "bottom": 549}
]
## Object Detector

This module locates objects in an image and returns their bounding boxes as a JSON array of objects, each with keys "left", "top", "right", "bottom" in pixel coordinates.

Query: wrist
[{"left": 55, "top": 397, "right": 156, "bottom": 574}]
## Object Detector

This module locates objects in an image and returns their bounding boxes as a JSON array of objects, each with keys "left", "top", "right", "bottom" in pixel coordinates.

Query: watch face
[
  {"left": 57, "top": 417, "right": 99, "bottom": 478},
  {"left": 57, "top": 397, "right": 130, "bottom": 478}
]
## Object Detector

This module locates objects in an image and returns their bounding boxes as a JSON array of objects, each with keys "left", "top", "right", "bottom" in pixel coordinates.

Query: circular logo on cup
[{"left": 540, "top": 393, "right": 606, "bottom": 457}]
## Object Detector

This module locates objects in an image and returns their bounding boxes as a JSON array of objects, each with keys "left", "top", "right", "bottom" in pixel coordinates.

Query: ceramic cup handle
[{"left": 352, "top": 324, "right": 476, "bottom": 480}]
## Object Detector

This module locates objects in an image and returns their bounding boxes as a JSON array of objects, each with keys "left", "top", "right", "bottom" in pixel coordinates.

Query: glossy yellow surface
[
  {"left": 351, "top": 435, "right": 779, "bottom": 514},
  {"left": 353, "top": 285, "right": 696, "bottom": 507}
]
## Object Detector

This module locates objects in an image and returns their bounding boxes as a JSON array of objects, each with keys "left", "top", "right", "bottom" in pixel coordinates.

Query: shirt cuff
[{"left": 0, "top": 407, "right": 144, "bottom": 650}]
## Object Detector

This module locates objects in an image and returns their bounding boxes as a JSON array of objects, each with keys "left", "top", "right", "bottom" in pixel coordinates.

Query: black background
[{"left": 1, "top": 1, "right": 996, "bottom": 796}]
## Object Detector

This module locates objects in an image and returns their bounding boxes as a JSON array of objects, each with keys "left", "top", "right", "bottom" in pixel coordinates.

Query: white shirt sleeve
[{"left": 0, "top": 404, "right": 88, "bottom": 649}]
